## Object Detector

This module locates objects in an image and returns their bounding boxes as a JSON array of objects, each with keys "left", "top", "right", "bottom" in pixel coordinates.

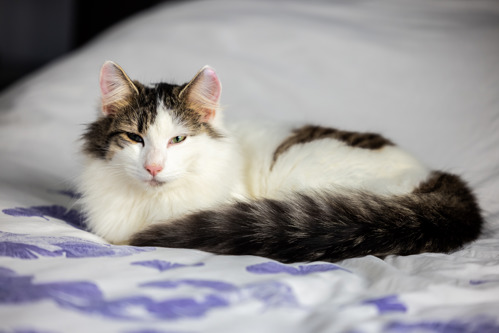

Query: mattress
[{"left": 1, "top": 0, "right": 498, "bottom": 332}]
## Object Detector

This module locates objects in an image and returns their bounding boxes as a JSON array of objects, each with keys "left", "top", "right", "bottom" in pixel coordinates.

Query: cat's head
[{"left": 83, "top": 61, "right": 226, "bottom": 189}]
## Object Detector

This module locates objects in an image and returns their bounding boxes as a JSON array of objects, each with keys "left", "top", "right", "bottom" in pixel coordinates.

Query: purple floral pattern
[
  {"left": 0, "top": 267, "right": 228, "bottom": 320},
  {"left": 50, "top": 189, "right": 82, "bottom": 199},
  {"left": 1, "top": 267, "right": 299, "bottom": 321},
  {"left": 141, "top": 279, "right": 236, "bottom": 292},
  {"left": 363, "top": 295, "right": 407, "bottom": 314},
  {"left": 0, "top": 232, "right": 152, "bottom": 259},
  {"left": 385, "top": 316, "right": 499, "bottom": 333},
  {"left": 3, "top": 205, "right": 86, "bottom": 230},
  {"left": 246, "top": 261, "right": 350, "bottom": 275},
  {"left": 142, "top": 278, "right": 299, "bottom": 309},
  {"left": 0, "top": 194, "right": 496, "bottom": 332},
  {"left": 131, "top": 260, "right": 204, "bottom": 272},
  {"left": 469, "top": 279, "right": 499, "bottom": 285}
]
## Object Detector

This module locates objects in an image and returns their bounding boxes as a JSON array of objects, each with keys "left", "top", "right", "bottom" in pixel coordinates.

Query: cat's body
[{"left": 79, "top": 61, "right": 483, "bottom": 262}]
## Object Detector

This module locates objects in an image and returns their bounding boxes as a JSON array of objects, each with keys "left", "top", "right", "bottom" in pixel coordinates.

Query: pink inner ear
[
  {"left": 202, "top": 67, "right": 221, "bottom": 103},
  {"left": 99, "top": 61, "right": 135, "bottom": 116},
  {"left": 99, "top": 62, "right": 116, "bottom": 97}
]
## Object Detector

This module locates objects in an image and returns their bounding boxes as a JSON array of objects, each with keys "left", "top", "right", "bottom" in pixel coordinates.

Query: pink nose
[{"left": 145, "top": 164, "right": 163, "bottom": 177}]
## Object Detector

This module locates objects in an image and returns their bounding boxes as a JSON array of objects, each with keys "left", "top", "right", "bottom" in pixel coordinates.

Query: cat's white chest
[{"left": 79, "top": 154, "right": 242, "bottom": 244}]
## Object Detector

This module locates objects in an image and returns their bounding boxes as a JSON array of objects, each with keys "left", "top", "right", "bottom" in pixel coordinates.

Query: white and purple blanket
[{"left": 1, "top": 1, "right": 498, "bottom": 332}]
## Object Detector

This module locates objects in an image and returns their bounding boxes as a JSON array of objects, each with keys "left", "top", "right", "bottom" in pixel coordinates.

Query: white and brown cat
[{"left": 79, "top": 61, "right": 482, "bottom": 263}]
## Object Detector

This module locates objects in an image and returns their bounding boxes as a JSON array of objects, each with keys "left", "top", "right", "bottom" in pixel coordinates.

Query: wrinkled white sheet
[{"left": 0, "top": 1, "right": 498, "bottom": 332}]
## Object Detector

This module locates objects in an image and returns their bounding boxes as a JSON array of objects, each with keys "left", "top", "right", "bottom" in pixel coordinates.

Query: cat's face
[
  {"left": 111, "top": 106, "right": 198, "bottom": 188},
  {"left": 83, "top": 61, "right": 223, "bottom": 189}
]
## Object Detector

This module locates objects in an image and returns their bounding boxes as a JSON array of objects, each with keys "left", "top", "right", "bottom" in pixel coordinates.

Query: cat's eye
[
  {"left": 126, "top": 132, "right": 144, "bottom": 144},
  {"left": 170, "top": 135, "right": 187, "bottom": 144}
]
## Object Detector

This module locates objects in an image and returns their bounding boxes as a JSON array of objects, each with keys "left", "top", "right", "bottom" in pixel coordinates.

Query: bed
[{"left": 1, "top": 0, "right": 498, "bottom": 332}]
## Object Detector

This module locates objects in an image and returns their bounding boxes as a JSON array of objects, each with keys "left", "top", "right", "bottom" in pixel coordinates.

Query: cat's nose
[{"left": 145, "top": 164, "right": 163, "bottom": 177}]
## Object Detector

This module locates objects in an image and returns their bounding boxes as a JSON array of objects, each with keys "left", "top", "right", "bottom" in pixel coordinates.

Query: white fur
[
  {"left": 79, "top": 104, "right": 243, "bottom": 244},
  {"left": 80, "top": 65, "right": 430, "bottom": 244},
  {"left": 80, "top": 110, "right": 430, "bottom": 244},
  {"left": 229, "top": 122, "right": 430, "bottom": 199}
]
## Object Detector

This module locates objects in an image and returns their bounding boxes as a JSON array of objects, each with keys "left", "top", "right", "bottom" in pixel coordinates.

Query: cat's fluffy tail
[{"left": 130, "top": 171, "right": 483, "bottom": 263}]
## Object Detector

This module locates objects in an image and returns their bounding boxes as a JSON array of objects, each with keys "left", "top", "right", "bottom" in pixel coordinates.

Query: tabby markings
[{"left": 271, "top": 125, "right": 393, "bottom": 170}]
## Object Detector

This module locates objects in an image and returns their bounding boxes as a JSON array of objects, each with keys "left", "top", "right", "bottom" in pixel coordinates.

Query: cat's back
[{"left": 230, "top": 122, "right": 430, "bottom": 199}]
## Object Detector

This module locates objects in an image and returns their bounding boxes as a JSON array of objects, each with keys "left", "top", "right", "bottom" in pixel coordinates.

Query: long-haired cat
[{"left": 79, "top": 61, "right": 483, "bottom": 263}]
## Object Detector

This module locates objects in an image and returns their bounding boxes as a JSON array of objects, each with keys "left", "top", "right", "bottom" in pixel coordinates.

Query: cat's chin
[
  {"left": 147, "top": 179, "right": 166, "bottom": 187},
  {"left": 136, "top": 175, "right": 178, "bottom": 190}
]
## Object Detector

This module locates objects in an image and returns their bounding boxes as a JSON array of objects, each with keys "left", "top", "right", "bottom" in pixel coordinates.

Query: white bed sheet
[{"left": 1, "top": 0, "right": 498, "bottom": 332}]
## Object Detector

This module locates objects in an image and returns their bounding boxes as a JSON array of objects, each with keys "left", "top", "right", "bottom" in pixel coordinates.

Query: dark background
[{"left": 0, "top": 0, "right": 179, "bottom": 92}]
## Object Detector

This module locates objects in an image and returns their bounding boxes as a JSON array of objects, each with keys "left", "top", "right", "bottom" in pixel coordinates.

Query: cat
[{"left": 79, "top": 61, "right": 483, "bottom": 263}]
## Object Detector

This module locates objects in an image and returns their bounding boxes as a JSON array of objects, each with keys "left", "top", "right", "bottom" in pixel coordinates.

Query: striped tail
[{"left": 130, "top": 171, "right": 483, "bottom": 263}]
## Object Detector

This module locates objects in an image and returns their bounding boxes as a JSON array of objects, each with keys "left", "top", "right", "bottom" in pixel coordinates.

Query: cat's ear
[
  {"left": 180, "top": 66, "right": 221, "bottom": 122},
  {"left": 99, "top": 61, "right": 139, "bottom": 116}
]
